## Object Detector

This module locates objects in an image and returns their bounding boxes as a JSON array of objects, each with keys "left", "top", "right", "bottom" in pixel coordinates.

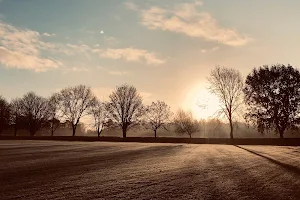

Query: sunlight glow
[{"left": 182, "top": 83, "right": 220, "bottom": 120}]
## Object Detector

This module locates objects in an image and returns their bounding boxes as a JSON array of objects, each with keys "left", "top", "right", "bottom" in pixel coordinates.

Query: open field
[{"left": 0, "top": 141, "right": 300, "bottom": 200}]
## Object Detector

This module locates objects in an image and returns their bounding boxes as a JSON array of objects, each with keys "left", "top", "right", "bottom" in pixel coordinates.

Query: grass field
[{"left": 0, "top": 141, "right": 299, "bottom": 200}]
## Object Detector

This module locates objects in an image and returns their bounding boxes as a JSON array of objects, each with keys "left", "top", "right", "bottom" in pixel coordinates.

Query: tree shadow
[{"left": 235, "top": 145, "right": 300, "bottom": 176}]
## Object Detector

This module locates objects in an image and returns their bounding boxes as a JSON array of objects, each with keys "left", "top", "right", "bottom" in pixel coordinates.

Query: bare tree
[
  {"left": 20, "top": 92, "right": 49, "bottom": 136},
  {"left": 174, "top": 109, "right": 200, "bottom": 138},
  {"left": 106, "top": 84, "right": 144, "bottom": 138},
  {"left": 47, "top": 93, "right": 62, "bottom": 136},
  {"left": 0, "top": 96, "right": 10, "bottom": 135},
  {"left": 59, "top": 85, "right": 95, "bottom": 136},
  {"left": 207, "top": 66, "right": 243, "bottom": 139},
  {"left": 9, "top": 98, "right": 23, "bottom": 136},
  {"left": 89, "top": 98, "right": 109, "bottom": 137},
  {"left": 144, "top": 101, "right": 172, "bottom": 138}
]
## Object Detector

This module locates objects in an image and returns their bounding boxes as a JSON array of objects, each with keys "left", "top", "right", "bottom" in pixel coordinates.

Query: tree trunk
[
  {"left": 30, "top": 130, "right": 35, "bottom": 136},
  {"left": 72, "top": 125, "right": 76, "bottom": 136},
  {"left": 229, "top": 118, "right": 234, "bottom": 140},
  {"left": 30, "top": 126, "right": 35, "bottom": 136},
  {"left": 97, "top": 127, "right": 100, "bottom": 137},
  {"left": 154, "top": 129, "right": 157, "bottom": 138},
  {"left": 14, "top": 126, "right": 17, "bottom": 136},
  {"left": 122, "top": 127, "right": 127, "bottom": 138},
  {"left": 279, "top": 131, "right": 284, "bottom": 139}
]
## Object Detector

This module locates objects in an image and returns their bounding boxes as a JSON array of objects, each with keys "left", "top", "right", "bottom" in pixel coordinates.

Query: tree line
[{"left": 0, "top": 64, "right": 300, "bottom": 139}]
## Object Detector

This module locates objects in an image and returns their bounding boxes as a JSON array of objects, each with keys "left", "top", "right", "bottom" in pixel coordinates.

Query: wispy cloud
[
  {"left": 201, "top": 46, "right": 219, "bottom": 53},
  {"left": 108, "top": 70, "right": 129, "bottom": 76},
  {"left": 124, "top": 2, "right": 139, "bottom": 11},
  {"left": 0, "top": 47, "right": 60, "bottom": 71},
  {"left": 97, "top": 65, "right": 129, "bottom": 76},
  {"left": 43, "top": 32, "right": 56, "bottom": 37},
  {"left": 128, "top": 2, "right": 251, "bottom": 46},
  {"left": 62, "top": 66, "right": 90, "bottom": 74},
  {"left": 93, "top": 47, "right": 165, "bottom": 65},
  {"left": 0, "top": 20, "right": 61, "bottom": 71}
]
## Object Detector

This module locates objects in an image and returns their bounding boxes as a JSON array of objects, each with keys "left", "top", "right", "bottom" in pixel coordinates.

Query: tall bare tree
[
  {"left": 59, "top": 85, "right": 95, "bottom": 136},
  {"left": 0, "top": 96, "right": 10, "bottom": 135},
  {"left": 144, "top": 101, "right": 172, "bottom": 138},
  {"left": 20, "top": 92, "right": 49, "bottom": 136},
  {"left": 174, "top": 109, "right": 200, "bottom": 138},
  {"left": 208, "top": 66, "right": 243, "bottom": 139},
  {"left": 89, "top": 98, "right": 109, "bottom": 137},
  {"left": 106, "top": 84, "right": 144, "bottom": 138},
  {"left": 10, "top": 98, "right": 23, "bottom": 136},
  {"left": 47, "top": 93, "right": 62, "bottom": 136}
]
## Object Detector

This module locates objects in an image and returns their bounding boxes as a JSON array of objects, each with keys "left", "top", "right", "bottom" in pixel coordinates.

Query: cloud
[
  {"left": 97, "top": 65, "right": 129, "bottom": 76},
  {"left": 60, "top": 66, "right": 90, "bottom": 74},
  {"left": 43, "top": 32, "right": 56, "bottom": 37},
  {"left": 133, "top": 2, "right": 251, "bottom": 46},
  {"left": 124, "top": 2, "right": 139, "bottom": 11},
  {"left": 108, "top": 70, "right": 129, "bottom": 76},
  {"left": 201, "top": 46, "right": 219, "bottom": 53},
  {"left": 0, "top": 20, "right": 61, "bottom": 71},
  {"left": 0, "top": 47, "right": 60, "bottom": 71},
  {"left": 94, "top": 47, "right": 165, "bottom": 65}
]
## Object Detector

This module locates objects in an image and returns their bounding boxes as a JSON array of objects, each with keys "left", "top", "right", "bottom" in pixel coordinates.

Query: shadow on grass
[{"left": 235, "top": 145, "right": 300, "bottom": 176}]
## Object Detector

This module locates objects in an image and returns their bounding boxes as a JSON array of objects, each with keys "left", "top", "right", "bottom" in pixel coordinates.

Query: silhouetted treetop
[
  {"left": 59, "top": 85, "right": 96, "bottom": 136},
  {"left": 244, "top": 64, "right": 300, "bottom": 138},
  {"left": 106, "top": 84, "right": 144, "bottom": 138},
  {"left": 174, "top": 109, "right": 200, "bottom": 138},
  {"left": 20, "top": 92, "right": 49, "bottom": 136},
  {"left": 0, "top": 96, "right": 10, "bottom": 134},
  {"left": 144, "top": 101, "right": 172, "bottom": 138}
]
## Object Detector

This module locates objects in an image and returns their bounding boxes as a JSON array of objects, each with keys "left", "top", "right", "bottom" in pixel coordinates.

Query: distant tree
[
  {"left": 174, "top": 109, "right": 200, "bottom": 138},
  {"left": 144, "top": 101, "right": 172, "bottom": 138},
  {"left": 59, "top": 85, "right": 95, "bottom": 136},
  {"left": 205, "top": 119, "right": 227, "bottom": 138},
  {"left": 0, "top": 96, "right": 10, "bottom": 135},
  {"left": 106, "top": 84, "right": 144, "bottom": 138},
  {"left": 89, "top": 98, "right": 109, "bottom": 137},
  {"left": 47, "top": 93, "right": 62, "bottom": 136},
  {"left": 9, "top": 98, "right": 23, "bottom": 136},
  {"left": 244, "top": 64, "right": 300, "bottom": 138},
  {"left": 20, "top": 92, "right": 49, "bottom": 136},
  {"left": 208, "top": 66, "right": 243, "bottom": 139}
]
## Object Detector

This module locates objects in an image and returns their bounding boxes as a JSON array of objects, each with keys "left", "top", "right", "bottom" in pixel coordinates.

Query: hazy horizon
[{"left": 1, "top": 0, "right": 300, "bottom": 119}]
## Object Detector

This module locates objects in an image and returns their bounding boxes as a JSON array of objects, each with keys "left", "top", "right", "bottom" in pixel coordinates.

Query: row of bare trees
[
  {"left": 0, "top": 84, "right": 201, "bottom": 138},
  {"left": 1, "top": 64, "right": 298, "bottom": 139}
]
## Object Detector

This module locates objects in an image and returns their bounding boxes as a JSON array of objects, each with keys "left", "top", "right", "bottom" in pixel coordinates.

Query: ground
[{"left": 0, "top": 141, "right": 299, "bottom": 200}]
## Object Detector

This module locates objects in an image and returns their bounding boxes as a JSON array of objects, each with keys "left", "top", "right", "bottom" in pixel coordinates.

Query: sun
[{"left": 182, "top": 83, "right": 220, "bottom": 120}]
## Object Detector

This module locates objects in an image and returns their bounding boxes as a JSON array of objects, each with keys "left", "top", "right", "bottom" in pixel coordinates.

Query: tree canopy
[
  {"left": 244, "top": 64, "right": 300, "bottom": 138},
  {"left": 106, "top": 84, "right": 144, "bottom": 138}
]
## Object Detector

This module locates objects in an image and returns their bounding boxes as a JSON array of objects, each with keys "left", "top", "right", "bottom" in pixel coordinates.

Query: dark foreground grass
[{"left": 0, "top": 141, "right": 299, "bottom": 200}]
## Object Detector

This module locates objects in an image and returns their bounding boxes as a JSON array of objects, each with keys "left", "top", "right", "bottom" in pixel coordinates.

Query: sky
[{"left": 1, "top": 0, "right": 300, "bottom": 119}]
